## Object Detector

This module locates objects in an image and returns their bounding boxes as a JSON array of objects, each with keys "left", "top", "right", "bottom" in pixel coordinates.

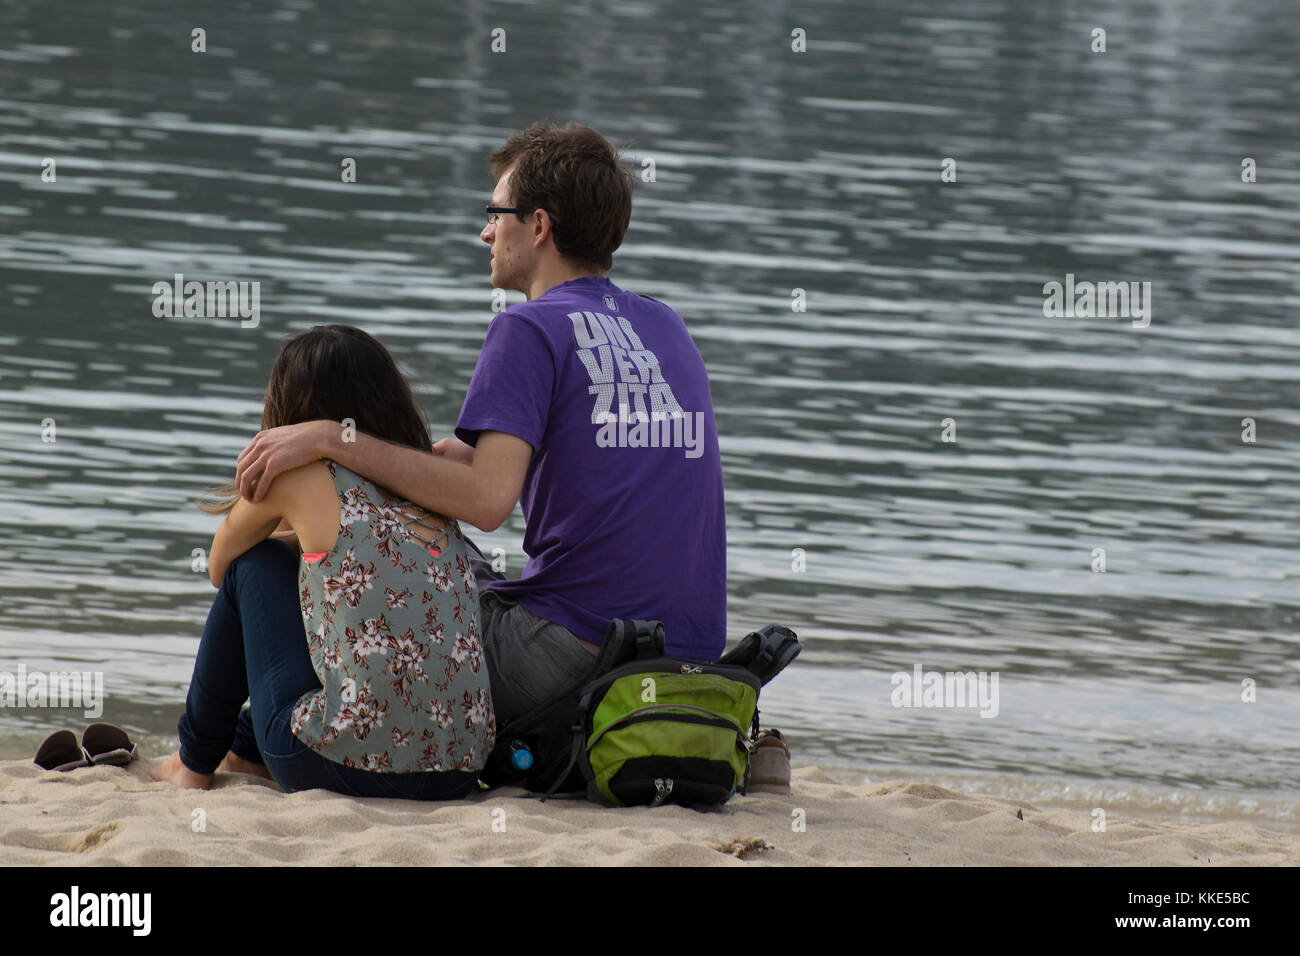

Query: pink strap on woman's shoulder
[{"left": 302, "top": 551, "right": 328, "bottom": 564}]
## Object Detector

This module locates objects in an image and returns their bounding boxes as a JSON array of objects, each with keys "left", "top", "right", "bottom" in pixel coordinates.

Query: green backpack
[{"left": 482, "top": 619, "right": 801, "bottom": 809}]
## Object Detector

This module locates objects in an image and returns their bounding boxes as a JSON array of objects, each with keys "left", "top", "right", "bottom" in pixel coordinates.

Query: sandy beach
[{"left": 2, "top": 758, "right": 1295, "bottom": 866}]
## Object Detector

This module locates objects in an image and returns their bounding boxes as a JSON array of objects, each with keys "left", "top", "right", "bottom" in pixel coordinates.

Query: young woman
[{"left": 153, "top": 325, "right": 494, "bottom": 799}]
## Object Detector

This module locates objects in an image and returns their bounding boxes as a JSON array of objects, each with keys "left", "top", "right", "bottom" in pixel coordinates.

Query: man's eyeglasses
[{"left": 485, "top": 205, "right": 527, "bottom": 225}]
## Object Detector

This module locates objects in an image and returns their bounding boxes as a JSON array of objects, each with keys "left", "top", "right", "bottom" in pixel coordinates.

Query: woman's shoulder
[
  {"left": 320, "top": 459, "right": 371, "bottom": 497},
  {"left": 270, "top": 459, "right": 335, "bottom": 496}
]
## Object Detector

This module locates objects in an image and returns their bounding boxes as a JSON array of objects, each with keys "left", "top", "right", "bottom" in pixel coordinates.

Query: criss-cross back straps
[{"left": 390, "top": 502, "right": 451, "bottom": 555}]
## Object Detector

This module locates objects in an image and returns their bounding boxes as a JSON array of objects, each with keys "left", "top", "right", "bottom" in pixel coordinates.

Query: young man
[{"left": 235, "top": 121, "right": 726, "bottom": 725}]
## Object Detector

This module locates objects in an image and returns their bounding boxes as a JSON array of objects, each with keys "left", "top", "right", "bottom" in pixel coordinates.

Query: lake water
[{"left": 2, "top": 0, "right": 1298, "bottom": 830}]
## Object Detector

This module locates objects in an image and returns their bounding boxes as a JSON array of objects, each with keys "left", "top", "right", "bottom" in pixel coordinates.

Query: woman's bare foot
[
  {"left": 151, "top": 752, "right": 214, "bottom": 790},
  {"left": 217, "top": 751, "right": 274, "bottom": 781}
]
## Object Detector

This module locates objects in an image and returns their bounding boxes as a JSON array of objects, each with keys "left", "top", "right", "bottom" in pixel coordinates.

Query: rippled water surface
[{"left": 1, "top": 0, "right": 1298, "bottom": 826}]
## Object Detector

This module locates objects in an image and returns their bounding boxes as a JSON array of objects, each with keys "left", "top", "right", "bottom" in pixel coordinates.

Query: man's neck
[{"left": 524, "top": 263, "right": 605, "bottom": 301}]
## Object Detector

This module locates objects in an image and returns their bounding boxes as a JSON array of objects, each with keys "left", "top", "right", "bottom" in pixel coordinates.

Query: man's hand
[
  {"left": 432, "top": 436, "right": 475, "bottom": 466},
  {"left": 236, "top": 420, "right": 332, "bottom": 503}
]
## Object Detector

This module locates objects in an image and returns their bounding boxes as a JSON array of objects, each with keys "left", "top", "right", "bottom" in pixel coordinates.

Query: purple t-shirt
[{"left": 455, "top": 275, "right": 726, "bottom": 661}]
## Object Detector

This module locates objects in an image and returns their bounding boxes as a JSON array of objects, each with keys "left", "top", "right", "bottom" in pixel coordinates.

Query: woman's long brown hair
[{"left": 198, "top": 324, "right": 434, "bottom": 514}]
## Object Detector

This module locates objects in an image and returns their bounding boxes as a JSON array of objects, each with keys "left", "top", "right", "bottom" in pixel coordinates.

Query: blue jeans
[{"left": 176, "top": 538, "right": 478, "bottom": 801}]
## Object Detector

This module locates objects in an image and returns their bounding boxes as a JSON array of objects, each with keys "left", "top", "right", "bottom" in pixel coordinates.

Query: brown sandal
[
  {"left": 82, "top": 723, "right": 139, "bottom": 767},
  {"left": 33, "top": 730, "right": 90, "bottom": 772}
]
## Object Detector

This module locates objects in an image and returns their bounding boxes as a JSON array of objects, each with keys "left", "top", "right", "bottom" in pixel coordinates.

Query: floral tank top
[{"left": 290, "top": 460, "right": 495, "bottom": 773}]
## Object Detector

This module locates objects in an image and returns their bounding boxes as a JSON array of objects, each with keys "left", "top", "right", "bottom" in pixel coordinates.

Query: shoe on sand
[
  {"left": 748, "top": 729, "right": 791, "bottom": 794},
  {"left": 34, "top": 730, "right": 90, "bottom": 772},
  {"left": 81, "top": 723, "right": 139, "bottom": 767}
]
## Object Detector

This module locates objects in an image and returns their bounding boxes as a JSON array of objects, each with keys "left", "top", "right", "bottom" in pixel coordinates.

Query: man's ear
[{"left": 531, "top": 209, "right": 553, "bottom": 247}]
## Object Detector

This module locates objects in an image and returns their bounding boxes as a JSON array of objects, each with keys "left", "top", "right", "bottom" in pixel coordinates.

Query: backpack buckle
[{"left": 631, "top": 620, "right": 666, "bottom": 660}]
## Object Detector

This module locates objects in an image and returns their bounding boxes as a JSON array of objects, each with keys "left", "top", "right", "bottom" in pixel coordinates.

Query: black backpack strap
[
  {"left": 536, "top": 620, "right": 662, "bottom": 800},
  {"left": 539, "top": 687, "right": 600, "bottom": 801},
  {"left": 631, "top": 619, "right": 665, "bottom": 660},
  {"left": 716, "top": 624, "right": 801, "bottom": 685},
  {"left": 489, "top": 617, "right": 655, "bottom": 796},
  {"left": 496, "top": 618, "right": 642, "bottom": 741}
]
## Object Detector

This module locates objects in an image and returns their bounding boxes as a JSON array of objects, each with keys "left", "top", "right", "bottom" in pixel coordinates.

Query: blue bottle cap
[{"left": 511, "top": 747, "right": 534, "bottom": 771}]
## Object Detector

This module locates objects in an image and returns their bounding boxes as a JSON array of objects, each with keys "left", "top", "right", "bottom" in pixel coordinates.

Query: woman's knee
[{"left": 227, "top": 538, "right": 299, "bottom": 584}]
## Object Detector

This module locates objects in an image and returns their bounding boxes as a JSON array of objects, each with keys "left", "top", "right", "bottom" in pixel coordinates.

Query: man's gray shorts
[{"left": 464, "top": 535, "right": 598, "bottom": 727}]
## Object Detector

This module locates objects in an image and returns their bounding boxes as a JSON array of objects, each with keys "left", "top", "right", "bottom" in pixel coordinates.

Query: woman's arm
[
  {"left": 207, "top": 465, "right": 325, "bottom": 587},
  {"left": 235, "top": 421, "right": 529, "bottom": 532},
  {"left": 208, "top": 494, "right": 284, "bottom": 588},
  {"left": 269, "top": 518, "right": 300, "bottom": 551}
]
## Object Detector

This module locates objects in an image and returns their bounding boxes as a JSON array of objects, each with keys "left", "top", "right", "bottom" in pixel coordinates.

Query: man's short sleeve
[{"left": 455, "top": 310, "right": 555, "bottom": 449}]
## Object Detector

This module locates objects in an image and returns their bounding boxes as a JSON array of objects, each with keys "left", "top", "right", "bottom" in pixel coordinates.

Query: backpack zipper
[{"left": 587, "top": 704, "right": 741, "bottom": 751}]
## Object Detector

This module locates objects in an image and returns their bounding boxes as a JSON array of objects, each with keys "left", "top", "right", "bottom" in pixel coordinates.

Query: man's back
[{"left": 456, "top": 275, "right": 727, "bottom": 661}]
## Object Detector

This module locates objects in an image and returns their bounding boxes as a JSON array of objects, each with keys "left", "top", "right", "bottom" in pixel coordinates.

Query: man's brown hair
[{"left": 488, "top": 120, "right": 635, "bottom": 274}]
